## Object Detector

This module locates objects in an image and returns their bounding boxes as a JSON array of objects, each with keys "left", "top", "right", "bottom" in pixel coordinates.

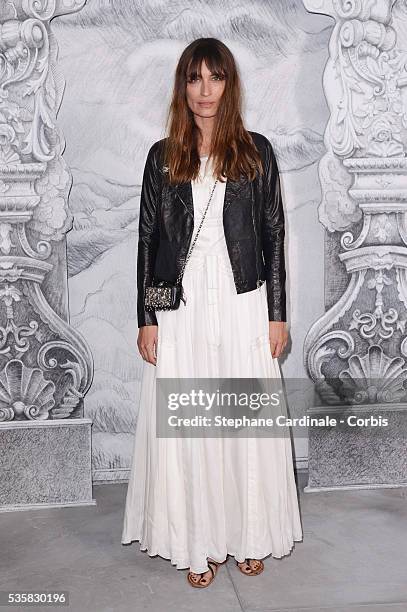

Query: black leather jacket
[{"left": 137, "top": 130, "right": 286, "bottom": 327}]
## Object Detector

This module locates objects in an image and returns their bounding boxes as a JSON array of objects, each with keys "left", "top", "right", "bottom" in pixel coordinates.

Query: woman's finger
[
  {"left": 271, "top": 340, "right": 284, "bottom": 358},
  {"left": 146, "top": 342, "right": 157, "bottom": 365},
  {"left": 139, "top": 341, "right": 150, "bottom": 363}
]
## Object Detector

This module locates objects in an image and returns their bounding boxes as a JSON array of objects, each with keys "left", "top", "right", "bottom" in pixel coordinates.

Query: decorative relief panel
[
  {"left": 0, "top": 0, "right": 92, "bottom": 421},
  {"left": 303, "top": 0, "right": 407, "bottom": 404}
]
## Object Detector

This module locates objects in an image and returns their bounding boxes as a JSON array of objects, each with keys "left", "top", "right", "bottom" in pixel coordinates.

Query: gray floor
[{"left": 1, "top": 472, "right": 407, "bottom": 612}]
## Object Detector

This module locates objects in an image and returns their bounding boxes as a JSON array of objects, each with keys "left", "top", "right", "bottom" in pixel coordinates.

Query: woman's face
[{"left": 185, "top": 59, "right": 226, "bottom": 120}]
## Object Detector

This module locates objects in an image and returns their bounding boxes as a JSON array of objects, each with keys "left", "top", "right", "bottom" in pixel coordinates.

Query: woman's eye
[{"left": 187, "top": 74, "right": 224, "bottom": 83}]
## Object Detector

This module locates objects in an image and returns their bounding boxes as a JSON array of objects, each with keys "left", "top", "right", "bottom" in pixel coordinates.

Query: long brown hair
[{"left": 163, "top": 38, "right": 263, "bottom": 185}]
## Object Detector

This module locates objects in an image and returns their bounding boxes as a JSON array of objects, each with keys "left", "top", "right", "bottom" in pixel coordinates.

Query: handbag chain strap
[{"left": 175, "top": 178, "right": 218, "bottom": 286}]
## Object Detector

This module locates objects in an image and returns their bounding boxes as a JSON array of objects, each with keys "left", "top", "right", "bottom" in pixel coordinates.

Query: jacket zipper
[
  {"left": 252, "top": 198, "right": 262, "bottom": 289},
  {"left": 180, "top": 222, "right": 194, "bottom": 304}
]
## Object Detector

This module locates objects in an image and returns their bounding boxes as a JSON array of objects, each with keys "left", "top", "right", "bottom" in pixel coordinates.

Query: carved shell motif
[
  {"left": 0, "top": 359, "right": 55, "bottom": 421},
  {"left": 339, "top": 345, "right": 407, "bottom": 404}
]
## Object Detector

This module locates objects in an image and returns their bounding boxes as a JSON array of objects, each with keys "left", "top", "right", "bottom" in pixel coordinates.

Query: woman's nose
[{"left": 200, "top": 79, "right": 212, "bottom": 96}]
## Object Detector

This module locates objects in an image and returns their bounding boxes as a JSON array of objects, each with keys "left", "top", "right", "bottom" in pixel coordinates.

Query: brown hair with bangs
[{"left": 163, "top": 38, "right": 263, "bottom": 185}]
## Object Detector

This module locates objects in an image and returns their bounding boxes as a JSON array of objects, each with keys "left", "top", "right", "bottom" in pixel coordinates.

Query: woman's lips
[{"left": 198, "top": 102, "right": 214, "bottom": 107}]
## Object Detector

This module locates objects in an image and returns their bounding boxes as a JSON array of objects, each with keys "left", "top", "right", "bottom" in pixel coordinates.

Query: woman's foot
[
  {"left": 187, "top": 558, "right": 222, "bottom": 588},
  {"left": 236, "top": 558, "right": 264, "bottom": 576}
]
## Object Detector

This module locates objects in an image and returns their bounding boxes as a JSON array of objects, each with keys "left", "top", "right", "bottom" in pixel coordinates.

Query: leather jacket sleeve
[
  {"left": 137, "top": 142, "right": 161, "bottom": 328},
  {"left": 262, "top": 139, "right": 287, "bottom": 322}
]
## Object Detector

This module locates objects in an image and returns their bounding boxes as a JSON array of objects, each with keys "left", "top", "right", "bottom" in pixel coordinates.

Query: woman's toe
[
  {"left": 200, "top": 570, "right": 212, "bottom": 584},
  {"left": 249, "top": 559, "right": 263, "bottom": 571},
  {"left": 238, "top": 561, "right": 251, "bottom": 573}
]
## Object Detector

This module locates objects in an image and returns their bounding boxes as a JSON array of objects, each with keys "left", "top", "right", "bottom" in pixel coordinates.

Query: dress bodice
[{"left": 189, "top": 156, "right": 228, "bottom": 260}]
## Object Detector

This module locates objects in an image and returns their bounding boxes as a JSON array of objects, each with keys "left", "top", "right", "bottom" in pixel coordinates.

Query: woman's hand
[
  {"left": 269, "top": 321, "right": 288, "bottom": 358},
  {"left": 138, "top": 325, "right": 158, "bottom": 365}
]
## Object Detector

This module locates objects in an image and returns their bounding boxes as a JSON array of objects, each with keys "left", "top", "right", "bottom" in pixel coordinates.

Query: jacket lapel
[
  {"left": 173, "top": 176, "right": 248, "bottom": 218},
  {"left": 173, "top": 182, "right": 193, "bottom": 217},
  {"left": 223, "top": 179, "right": 249, "bottom": 213}
]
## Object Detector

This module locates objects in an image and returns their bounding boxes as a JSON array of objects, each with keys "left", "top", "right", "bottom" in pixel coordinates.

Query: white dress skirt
[{"left": 121, "top": 156, "right": 303, "bottom": 574}]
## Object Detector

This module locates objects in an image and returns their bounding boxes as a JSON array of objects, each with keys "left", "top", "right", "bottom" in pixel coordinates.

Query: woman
[{"left": 122, "top": 37, "right": 303, "bottom": 588}]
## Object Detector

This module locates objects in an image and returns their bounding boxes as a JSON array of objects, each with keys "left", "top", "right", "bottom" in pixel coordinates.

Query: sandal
[
  {"left": 187, "top": 558, "right": 223, "bottom": 588},
  {"left": 236, "top": 558, "right": 264, "bottom": 576}
]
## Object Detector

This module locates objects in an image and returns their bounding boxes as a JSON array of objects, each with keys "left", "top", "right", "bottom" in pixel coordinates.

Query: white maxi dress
[{"left": 122, "top": 156, "right": 303, "bottom": 574}]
